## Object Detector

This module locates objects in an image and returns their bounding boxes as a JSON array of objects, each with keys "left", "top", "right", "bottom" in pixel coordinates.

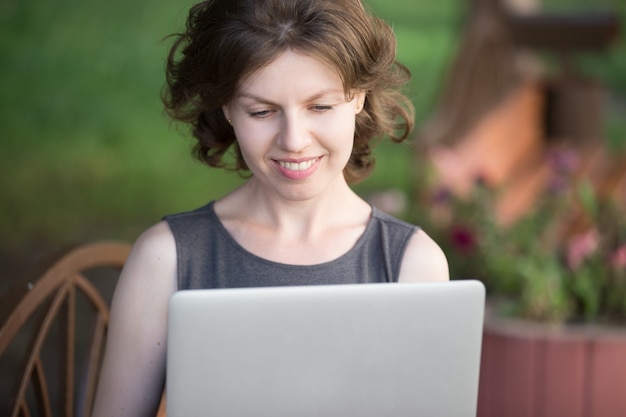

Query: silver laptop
[{"left": 166, "top": 280, "right": 485, "bottom": 417}]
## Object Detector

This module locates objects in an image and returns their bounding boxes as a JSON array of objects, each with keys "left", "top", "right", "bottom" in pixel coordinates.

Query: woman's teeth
[{"left": 278, "top": 159, "right": 317, "bottom": 171}]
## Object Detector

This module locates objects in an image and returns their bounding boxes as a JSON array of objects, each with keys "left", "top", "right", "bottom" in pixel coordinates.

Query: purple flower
[
  {"left": 449, "top": 225, "right": 478, "bottom": 255},
  {"left": 547, "top": 147, "right": 580, "bottom": 175},
  {"left": 432, "top": 187, "right": 452, "bottom": 205}
]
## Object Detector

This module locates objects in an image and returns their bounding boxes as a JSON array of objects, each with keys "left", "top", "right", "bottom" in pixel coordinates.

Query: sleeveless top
[{"left": 164, "top": 201, "right": 418, "bottom": 290}]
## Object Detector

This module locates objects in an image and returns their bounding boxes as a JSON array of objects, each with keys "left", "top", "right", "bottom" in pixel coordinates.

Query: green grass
[
  {"left": 1, "top": 0, "right": 218, "bottom": 249},
  {"left": 0, "top": 0, "right": 624, "bottom": 268}
]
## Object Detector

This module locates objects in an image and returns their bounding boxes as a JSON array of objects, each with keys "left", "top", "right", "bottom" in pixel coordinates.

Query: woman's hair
[{"left": 163, "top": 0, "right": 414, "bottom": 184}]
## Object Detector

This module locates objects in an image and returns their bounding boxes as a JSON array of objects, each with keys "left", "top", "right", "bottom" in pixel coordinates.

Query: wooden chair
[{"left": 0, "top": 241, "right": 166, "bottom": 417}]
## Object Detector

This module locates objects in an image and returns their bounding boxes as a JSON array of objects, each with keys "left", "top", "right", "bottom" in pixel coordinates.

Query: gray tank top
[{"left": 164, "top": 201, "right": 418, "bottom": 290}]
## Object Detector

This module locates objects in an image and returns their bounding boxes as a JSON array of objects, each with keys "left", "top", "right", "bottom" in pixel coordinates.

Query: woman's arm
[
  {"left": 398, "top": 229, "right": 449, "bottom": 283},
  {"left": 91, "top": 221, "right": 178, "bottom": 417}
]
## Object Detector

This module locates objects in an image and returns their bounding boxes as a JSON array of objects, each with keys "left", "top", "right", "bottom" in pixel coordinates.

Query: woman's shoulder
[
  {"left": 365, "top": 208, "right": 448, "bottom": 282},
  {"left": 127, "top": 220, "right": 178, "bottom": 270},
  {"left": 370, "top": 207, "right": 419, "bottom": 231},
  {"left": 163, "top": 201, "right": 215, "bottom": 221},
  {"left": 398, "top": 228, "right": 450, "bottom": 283},
  {"left": 369, "top": 208, "right": 449, "bottom": 283},
  {"left": 162, "top": 201, "right": 228, "bottom": 247}
]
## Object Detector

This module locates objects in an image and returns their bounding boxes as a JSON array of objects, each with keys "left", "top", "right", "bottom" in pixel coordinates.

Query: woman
[{"left": 91, "top": 0, "right": 448, "bottom": 416}]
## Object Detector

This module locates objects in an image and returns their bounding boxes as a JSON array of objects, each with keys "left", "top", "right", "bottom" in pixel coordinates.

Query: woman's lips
[{"left": 274, "top": 157, "right": 321, "bottom": 179}]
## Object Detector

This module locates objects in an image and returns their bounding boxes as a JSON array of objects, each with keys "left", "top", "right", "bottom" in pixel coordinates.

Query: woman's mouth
[
  {"left": 277, "top": 158, "right": 318, "bottom": 171},
  {"left": 274, "top": 157, "right": 321, "bottom": 179}
]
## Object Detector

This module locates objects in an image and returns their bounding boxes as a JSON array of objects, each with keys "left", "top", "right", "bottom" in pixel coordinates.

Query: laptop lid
[{"left": 166, "top": 280, "right": 485, "bottom": 417}]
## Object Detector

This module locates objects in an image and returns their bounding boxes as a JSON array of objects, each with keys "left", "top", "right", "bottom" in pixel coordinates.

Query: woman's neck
[{"left": 217, "top": 177, "right": 369, "bottom": 238}]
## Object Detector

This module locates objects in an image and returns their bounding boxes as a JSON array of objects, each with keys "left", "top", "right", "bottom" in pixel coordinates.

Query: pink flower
[
  {"left": 611, "top": 245, "right": 626, "bottom": 270},
  {"left": 566, "top": 229, "right": 599, "bottom": 270}
]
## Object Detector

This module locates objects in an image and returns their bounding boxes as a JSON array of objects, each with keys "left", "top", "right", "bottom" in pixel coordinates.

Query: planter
[{"left": 477, "top": 309, "right": 626, "bottom": 417}]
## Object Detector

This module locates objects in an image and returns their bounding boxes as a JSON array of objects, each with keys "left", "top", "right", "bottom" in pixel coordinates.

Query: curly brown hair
[{"left": 162, "top": 0, "right": 414, "bottom": 184}]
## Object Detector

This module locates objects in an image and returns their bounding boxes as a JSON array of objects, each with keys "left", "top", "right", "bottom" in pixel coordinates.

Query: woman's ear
[{"left": 353, "top": 90, "right": 366, "bottom": 114}]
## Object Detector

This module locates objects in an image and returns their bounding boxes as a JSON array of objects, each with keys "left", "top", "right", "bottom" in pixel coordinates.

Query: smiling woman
[
  {"left": 162, "top": 0, "right": 416, "bottom": 184},
  {"left": 84, "top": 0, "right": 448, "bottom": 417},
  {"left": 90, "top": 1, "right": 449, "bottom": 416},
  {"left": 222, "top": 51, "right": 363, "bottom": 202}
]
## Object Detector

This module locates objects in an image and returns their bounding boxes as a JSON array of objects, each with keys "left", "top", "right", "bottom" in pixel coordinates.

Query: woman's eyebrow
[
  {"left": 305, "top": 88, "right": 345, "bottom": 101},
  {"left": 236, "top": 93, "right": 276, "bottom": 105},
  {"left": 236, "top": 88, "right": 346, "bottom": 104}
]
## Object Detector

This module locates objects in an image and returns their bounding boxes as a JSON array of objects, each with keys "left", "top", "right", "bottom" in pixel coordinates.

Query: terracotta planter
[{"left": 477, "top": 310, "right": 626, "bottom": 417}]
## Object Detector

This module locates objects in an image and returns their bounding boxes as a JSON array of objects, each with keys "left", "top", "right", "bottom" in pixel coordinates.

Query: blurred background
[{"left": 1, "top": 0, "right": 624, "bottom": 286}]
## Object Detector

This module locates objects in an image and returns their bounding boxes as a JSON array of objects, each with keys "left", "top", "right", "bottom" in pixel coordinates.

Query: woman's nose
[{"left": 276, "top": 112, "right": 311, "bottom": 152}]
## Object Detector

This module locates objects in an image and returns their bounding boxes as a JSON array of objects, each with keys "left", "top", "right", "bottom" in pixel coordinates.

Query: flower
[
  {"left": 432, "top": 187, "right": 453, "bottom": 205},
  {"left": 449, "top": 225, "right": 478, "bottom": 255},
  {"left": 566, "top": 229, "right": 599, "bottom": 270},
  {"left": 420, "top": 145, "right": 626, "bottom": 324},
  {"left": 547, "top": 147, "right": 580, "bottom": 174}
]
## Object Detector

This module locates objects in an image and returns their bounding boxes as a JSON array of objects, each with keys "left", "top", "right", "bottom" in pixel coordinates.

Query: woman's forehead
[{"left": 235, "top": 50, "right": 347, "bottom": 98}]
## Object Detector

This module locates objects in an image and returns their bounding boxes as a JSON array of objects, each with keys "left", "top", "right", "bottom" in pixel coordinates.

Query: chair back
[{"left": 0, "top": 242, "right": 131, "bottom": 417}]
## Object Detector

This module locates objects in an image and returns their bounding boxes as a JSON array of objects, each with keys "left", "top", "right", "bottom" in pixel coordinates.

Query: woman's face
[{"left": 223, "top": 50, "right": 365, "bottom": 202}]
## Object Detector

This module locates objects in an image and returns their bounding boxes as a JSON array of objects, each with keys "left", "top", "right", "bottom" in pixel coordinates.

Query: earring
[{"left": 227, "top": 119, "right": 232, "bottom": 125}]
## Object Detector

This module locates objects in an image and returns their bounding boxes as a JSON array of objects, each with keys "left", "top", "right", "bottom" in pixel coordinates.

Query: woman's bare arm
[
  {"left": 398, "top": 229, "right": 449, "bottom": 283},
  {"left": 91, "top": 221, "right": 178, "bottom": 417}
]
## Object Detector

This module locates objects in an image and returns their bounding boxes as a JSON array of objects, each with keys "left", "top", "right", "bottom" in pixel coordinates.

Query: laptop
[{"left": 166, "top": 280, "right": 485, "bottom": 417}]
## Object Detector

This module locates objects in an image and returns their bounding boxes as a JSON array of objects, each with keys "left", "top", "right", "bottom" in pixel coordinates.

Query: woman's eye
[
  {"left": 311, "top": 105, "right": 333, "bottom": 112},
  {"left": 250, "top": 110, "right": 272, "bottom": 118}
]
